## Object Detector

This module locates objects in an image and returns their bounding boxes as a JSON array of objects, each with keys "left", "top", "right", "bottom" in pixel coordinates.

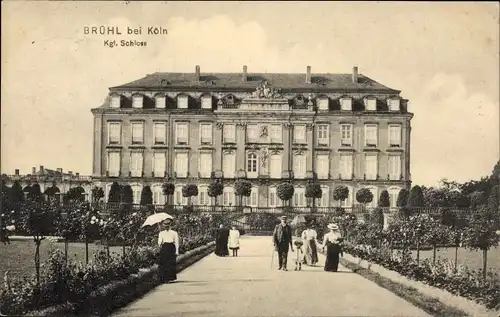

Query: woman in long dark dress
[
  {"left": 215, "top": 224, "right": 230, "bottom": 257},
  {"left": 322, "top": 223, "right": 343, "bottom": 272},
  {"left": 157, "top": 218, "right": 179, "bottom": 283}
]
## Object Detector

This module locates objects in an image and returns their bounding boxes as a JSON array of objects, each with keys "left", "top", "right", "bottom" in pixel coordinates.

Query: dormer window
[
  {"left": 110, "top": 95, "right": 121, "bottom": 108},
  {"left": 388, "top": 98, "right": 400, "bottom": 111},
  {"left": 201, "top": 95, "right": 212, "bottom": 109},
  {"left": 317, "top": 97, "right": 329, "bottom": 111},
  {"left": 365, "top": 98, "right": 376, "bottom": 111},
  {"left": 340, "top": 97, "right": 352, "bottom": 111},
  {"left": 132, "top": 94, "right": 143, "bottom": 108},
  {"left": 225, "top": 95, "right": 235, "bottom": 105},
  {"left": 177, "top": 95, "right": 188, "bottom": 109},
  {"left": 155, "top": 94, "right": 166, "bottom": 109}
]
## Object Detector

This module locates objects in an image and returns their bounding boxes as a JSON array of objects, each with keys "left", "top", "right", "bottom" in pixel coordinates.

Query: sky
[{"left": 1, "top": 1, "right": 499, "bottom": 187}]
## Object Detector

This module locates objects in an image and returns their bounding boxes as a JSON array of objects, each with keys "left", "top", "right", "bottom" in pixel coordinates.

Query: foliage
[
  {"left": 277, "top": 182, "right": 294, "bottom": 203},
  {"left": 140, "top": 186, "right": 153, "bottom": 206},
  {"left": 107, "top": 182, "right": 121, "bottom": 203},
  {"left": 182, "top": 184, "right": 198, "bottom": 198},
  {"left": 333, "top": 185, "right": 349, "bottom": 202},
  {"left": 378, "top": 190, "right": 390, "bottom": 208},
  {"left": 207, "top": 181, "right": 223, "bottom": 198},
  {"left": 162, "top": 182, "right": 175, "bottom": 196},
  {"left": 44, "top": 183, "right": 60, "bottom": 198},
  {"left": 65, "top": 186, "right": 85, "bottom": 202},
  {"left": 121, "top": 185, "right": 133, "bottom": 204},
  {"left": 462, "top": 206, "right": 499, "bottom": 253},
  {"left": 356, "top": 188, "right": 373, "bottom": 205},
  {"left": 234, "top": 180, "right": 252, "bottom": 197},
  {"left": 305, "top": 182, "right": 322, "bottom": 199},
  {"left": 91, "top": 186, "right": 104, "bottom": 203},
  {"left": 422, "top": 187, "right": 447, "bottom": 207},
  {"left": 370, "top": 207, "right": 385, "bottom": 229},
  {"left": 408, "top": 185, "right": 425, "bottom": 207},
  {"left": 396, "top": 188, "right": 409, "bottom": 207},
  {"left": 27, "top": 184, "right": 42, "bottom": 202}
]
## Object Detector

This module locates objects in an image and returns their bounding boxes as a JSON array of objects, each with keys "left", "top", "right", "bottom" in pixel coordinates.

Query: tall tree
[
  {"left": 140, "top": 186, "right": 153, "bottom": 205},
  {"left": 333, "top": 185, "right": 349, "bottom": 206},
  {"left": 378, "top": 190, "right": 390, "bottom": 208},
  {"left": 108, "top": 182, "right": 121, "bottom": 203},
  {"left": 408, "top": 185, "right": 425, "bottom": 208}
]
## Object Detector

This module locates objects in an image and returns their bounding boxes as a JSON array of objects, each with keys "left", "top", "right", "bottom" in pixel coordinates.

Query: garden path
[{"left": 113, "top": 236, "right": 430, "bottom": 317}]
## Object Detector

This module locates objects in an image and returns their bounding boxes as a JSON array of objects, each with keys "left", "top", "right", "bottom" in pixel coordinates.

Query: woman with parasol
[
  {"left": 157, "top": 217, "right": 179, "bottom": 283},
  {"left": 321, "top": 223, "right": 343, "bottom": 272}
]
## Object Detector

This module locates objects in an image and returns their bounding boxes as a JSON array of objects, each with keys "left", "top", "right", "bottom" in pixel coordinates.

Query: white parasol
[
  {"left": 141, "top": 212, "right": 174, "bottom": 227},
  {"left": 290, "top": 214, "right": 306, "bottom": 227}
]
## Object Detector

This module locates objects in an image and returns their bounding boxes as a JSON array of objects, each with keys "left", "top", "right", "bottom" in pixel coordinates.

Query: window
[
  {"left": 317, "top": 98, "right": 329, "bottom": 110},
  {"left": 176, "top": 123, "right": 188, "bottom": 144},
  {"left": 247, "top": 124, "right": 258, "bottom": 142},
  {"left": 270, "top": 124, "right": 282, "bottom": 143},
  {"left": 200, "top": 123, "right": 212, "bottom": 144},
  {"left": 153, "top": 122, "right": 166, "bottom": 145},
  {"left": 107, "top": 152, "right": 120, "bottom": 177},
  {"left": 318, "top": 186, "right": 329, "bottom": 207},
  {"left": 268, "top": 187, "right": 279, "bottom": 207},
  {"left": 341, "top": 124, "right": 352, "bottom": 146},
  {"left": 198, "top": 186, "right": 209, "bottom": 205},
  {"left": 132, "top": 95, "right": 143, "bottom": 108},
  {"left": 244, "top": 187, "right": 259, "bottom": 207},
  {"left": 388, "top": 187, "right": 401, "bottom": 208},
  {"left": 175, "top": 153, "right": 188, "bottom": 178},
  {"left": 389, "top": 99, "right": 400, "bottom": 111},
  {"left": 389, "top": 155, "right": 401, "bottom": 180},
  {"left": 152, "top": 184, "right": 165, "bottom": 205},
  {"left": 365, "top": 154, "right": 378, "bottom": 180},
  {"left": 341, "top": 97, "right": 352, "bottom": 111},
  {"left": 223, "top": 153, "right": 236, "bottom": 178},
  {"left": 247, "top": 153, "right": 258, "bottom": 177},
  {"left": 316, "top": 154, "right": 329, "bottom": 179},
  {"left": 174, "top": 186, "right": 187, "bottom": 205},
  {"left": 365, "top": 98, "right": 376, "bottom": 111},
  {"left": 110, "top": 95, "right": 120, "bottom": 108},
  {"left": 201, "top": 96, "right": 212, "bottom": 109},
  {"left": 223, "top": 124, "right": 236, "bottom": 143},
  {"left": 294, "top": 125, "right": 306, "bottom": 143},
  {"left": 131, "top": 184, "right": 142, "bottom": 204},
  {"left": 317, "top": 125, "right": 329, "bottom": 145},
  {"left": 108, "top": 122, "right": 121, "bottom": 144},
  {"left": 364, "top": 124, "right": 378, "bottom": 146},
  {"left": 269, "top": 154, "right": 282, "bottom": 179},
  {"left": 105, "top": 183, "right": 112, "bottom": 202},
  {"left": 130, "top": 152, "right": 143, "bottom": 177},
  {"left": 294, "top": 187, "right": 306, "bottom": 207},
  {"left": 389, "top": 124, "right": 401, "bottom": 146},
  {"left": 339, "top": 154, "right": 353, "bottom": 180},
  {"left": 153, "top": 152, "right": 166, "bottom": 177},
  {"left": 293, "top": 155, "right": 306, "bottom": 179},
  {"left": 177, "top": 95, "right": 188, "bottom": 109},
  {"left": 199, "top": 153, "right": 212, "bottom": 178},
  {"left": 131, "top": 122, "right": 144, "bottom": 144},
  {"left": 223, "top": 187, "right": 235, "bottom": 206},
  {"left": 155, "top": 95, "right": 166, "bottom": 109}
]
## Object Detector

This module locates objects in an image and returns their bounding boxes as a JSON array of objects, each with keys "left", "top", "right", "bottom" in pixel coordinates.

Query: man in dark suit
[
  {"left": 273, "top": 215, "right": 294, "bottom": 271},
  {"left": 215, "top": 224, "right": 230, "bottom": 257}
]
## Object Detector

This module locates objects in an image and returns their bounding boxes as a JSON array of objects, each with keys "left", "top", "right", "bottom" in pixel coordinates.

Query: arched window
[
  {"left": 151, "top": 184, "right": 164, "bottom": 205},
  {"left": 223, "top": 186, "right": 235, "bottom": 206},
  {"left": 130, "top": 184, "right": 142, "bottom": 204},
  {"left": 105, "top": 183, "right": 113, "bottom": 203},
  {"left": 268, "top": 186, "right": 280, "bottom": 207},
  {"left": 246, "top": 152, "right": 258, "bottom": 177},
  {"left": 243, "top": 186, "right": 259, "bottom": 207},
  {"left": 318, "top": 186, "right": 329, "bottom": 207},
  {"left": 174, "top": 185, "right": 187, "bottom": 205},
  {"left": 294, "top": 186, "right": 306, "bottom": 207},
  {"left": 198, "top": 185, "right": 209, "bottom": 206},
  {"left": 339, "top": 186, "right": 353, "bottom": 208},
  {"left": 388, "top": 186, "right": 401, "bottom": 209},
  {"left": 364, "top": 186, "right": 378, "bottom": 209}
]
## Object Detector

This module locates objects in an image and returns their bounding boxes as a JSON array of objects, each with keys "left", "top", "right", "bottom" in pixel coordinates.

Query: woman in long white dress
[
  {"left": 321, "top": 223, "right": 343, "bottom": 272},
  {"left": 301, "top": 223, "right": 318, "bottom": 266},
  {"left": 228, "top": 225, "right": 241, "bottom": 257}
]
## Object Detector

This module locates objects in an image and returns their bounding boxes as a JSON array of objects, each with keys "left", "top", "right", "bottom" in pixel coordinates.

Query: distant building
[
  {"left": 91, "top": 65, "right": 413, "bottom": 209},
  {"left": 2, "top": 166, "right": 93, "bottom": 200}
]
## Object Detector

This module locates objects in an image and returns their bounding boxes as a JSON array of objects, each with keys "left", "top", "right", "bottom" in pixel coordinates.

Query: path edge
[{"left": 24, "top": 241, "right": 216, "bottom": 317}]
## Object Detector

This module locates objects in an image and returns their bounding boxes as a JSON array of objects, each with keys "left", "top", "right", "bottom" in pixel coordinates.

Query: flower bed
[
  {"left": 344, "top": 243, "right": 500, "bottom": 311},
  {"left": 0, "top": 235, "right": 214, "bottom": 316}
]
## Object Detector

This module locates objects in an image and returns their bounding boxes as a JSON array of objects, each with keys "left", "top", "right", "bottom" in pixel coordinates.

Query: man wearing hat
[{"left": 272, "top": 215, "right": 294, "bottom": 271}]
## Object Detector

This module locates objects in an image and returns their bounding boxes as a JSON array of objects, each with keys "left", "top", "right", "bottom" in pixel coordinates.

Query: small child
[{"left": 293, "top": 240, "right": 304, "bottom": 271}]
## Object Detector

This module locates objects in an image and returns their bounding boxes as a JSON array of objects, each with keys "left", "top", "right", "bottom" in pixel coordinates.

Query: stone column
[{"left": 236, "top": 123, "right": 246, "bottom": 173}]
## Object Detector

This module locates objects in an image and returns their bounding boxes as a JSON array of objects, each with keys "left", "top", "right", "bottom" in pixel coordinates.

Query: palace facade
[{"left": 91, "top": 66, "right": 413, "bottom": 209}]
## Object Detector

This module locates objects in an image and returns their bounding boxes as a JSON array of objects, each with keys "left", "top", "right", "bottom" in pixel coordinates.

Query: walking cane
[{"left": 271, "top": 247, "right": 275, "bottom": 269}]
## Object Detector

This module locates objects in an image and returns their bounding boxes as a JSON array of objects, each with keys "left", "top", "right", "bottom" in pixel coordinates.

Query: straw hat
[
  {"left": 280, "top": 215, "right": 288, "bottom": 220},
  {"left": 327, "top": 223, "right": 339, "bottom": 230}
]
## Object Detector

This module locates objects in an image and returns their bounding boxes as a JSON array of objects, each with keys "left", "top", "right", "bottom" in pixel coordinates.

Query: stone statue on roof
[{"left": 249, "top": 81, "right": 283, "bottom": 99}]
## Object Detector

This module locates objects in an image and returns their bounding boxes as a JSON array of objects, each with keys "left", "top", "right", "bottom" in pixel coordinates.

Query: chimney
[
  {"left": 306, "top": 66, "right": 311, "bottom": 84},
  {"left": 75, "top": 172, "right": 80, "bottom": 178},
  {"left": 32, "top": 167, "right": 36, "bottom": 174},
  {"left": 352, "top": 66, "right": 358, "bottom": 83},
  {"left": 57, "top": 168, "right": 62, "bottom": 173},
  {"left": 40, "top": 166, "right": 44, "bottom": 174},
  {"left": 15, "top": 169, "right": 19, "bottom": 175},
  {"left": 242, "top": 65, "right": 248, "bottom": 82},
  {"left": 195, "top": 65, "right": 200, "bottom": 81}
]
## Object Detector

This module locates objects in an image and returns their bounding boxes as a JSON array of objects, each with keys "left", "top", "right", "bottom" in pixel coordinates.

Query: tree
[
  {"left": 356, "top": 188, "right": 373, "bottom": 211},
  {"left": 108, "top": 182, "right": 121, "bottom": 203},
  {"left": 182, "top": 184, "right": 198, "bottom": 206},
  {"left": 121, "top": 185, "right": 134, "bottom": 204},
  {"left": 91, "top": 186, "right": 104, "bottom": 203},
  {"left": 277, "top": 182, "right": 294, "bottom": 206},
  {"left": 305, "top": 182, "right": 322, "bottom": 208},
  {"left": 423, "top": 187, "right": 447, "bottom": 207},
  {"left": 462, "top": 205, "right": 500, "bottom": 279},
  {"left": 378, "top": 190, "right": 390, "bottom": 208},
  {"left": 235, "top": 180, "right": 252, "bottom": 207},
  {"left": 396, "top": 188, "right": 410, "bottom": 218},
  {"left": 208, "top": 181, "right": 223, "bottom": 207},
  {"left": 162, "top": 182, "right": 175, "bottom": 207},
  {"left": 44, "top": 182, "right": 60, "bottom": 198},
  {"left": 423, "top": 217, "right": 451, "bottom": 264},
  {"left": 469, "top": 191, "right": 486, "bottom": 210},
  {"left": 333, "top": 185, "right": 349, "bottom": 206},
  {"left": 27, "top": 183, "right": 42, "bottom": 202},
  {"left": 54, "top": 203, "right": 83, "bottom": 261},
  {"left": 408, "top": 185, "right": 425, "bottom": 207},
  {"left": 487, "top": 185, "right": 499, "bottom": 214},
  {"left": 65, "top": 186, "right": 85, "bottom": 203},
  {"left": 140, "top": 186, "right": 153, "bottom": 205}
]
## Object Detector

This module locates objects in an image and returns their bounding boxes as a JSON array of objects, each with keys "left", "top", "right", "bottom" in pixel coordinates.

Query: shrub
[
  {"left": 356, "top": 188, "right": 373, "bottom": 208},
  {"left": 207, "top": 181, "right": 223, "bottom": 205},
  {"left": 140, "top": 186, "right": 153, "bottom": 206},
  {"left": 305, "top": 183, "right": 322, "bottom": 199},
  {"left": 333, "top": 185, "right": 349, "bottom": 204},
  {"left": 378, "top": 190, "right": 390, "bottom": 208}
]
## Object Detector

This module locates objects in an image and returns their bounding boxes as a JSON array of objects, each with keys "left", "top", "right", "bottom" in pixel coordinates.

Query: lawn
[
  {"left": 410, "top": 246, "right": 500, "bottom": 272},
  {"left": 0, "top": 240, "right": 124, "bottom": 281}
]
